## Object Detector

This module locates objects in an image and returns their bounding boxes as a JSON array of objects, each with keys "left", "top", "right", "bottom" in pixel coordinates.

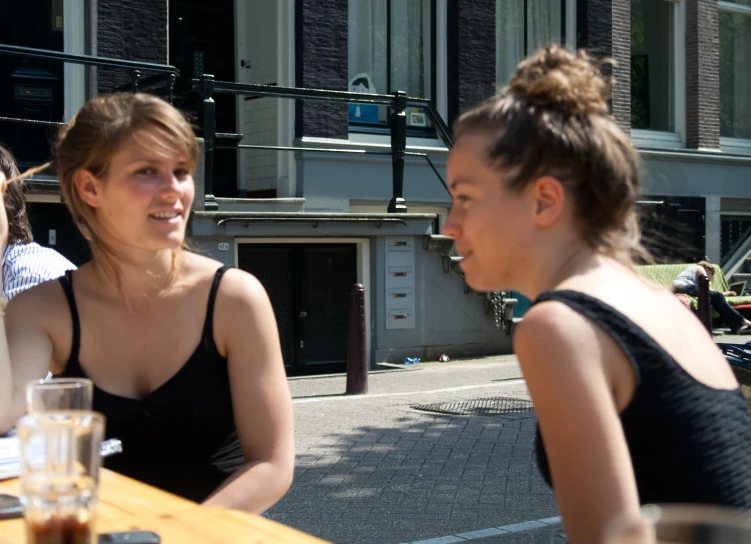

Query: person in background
[
  {"left": 672, "top": 260, "right": 751, "bottom": 334},
  {"left": 0, "top": 144, "right": 76, "bottom": 300},
  {"left": 0, "top": 93, "right": 294, "bottom": 514},
  {"left": 442, "top": 46, "right": 751, "bottom": 543}
]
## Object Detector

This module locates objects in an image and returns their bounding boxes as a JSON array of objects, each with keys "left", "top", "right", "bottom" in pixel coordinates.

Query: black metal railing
[
  {"left": 0, "top": 43, "right": 453, "bottom": 212},
  {"left": 193, "top": 75, "right": 452, "bottom": 211}
]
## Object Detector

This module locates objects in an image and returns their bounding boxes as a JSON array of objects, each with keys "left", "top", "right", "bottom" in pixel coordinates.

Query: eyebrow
[{"left": 448, "top": 177, "right": 474, "bottom": 191}]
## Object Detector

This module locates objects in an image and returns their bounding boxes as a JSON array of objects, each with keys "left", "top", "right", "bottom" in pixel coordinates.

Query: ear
[
  {"left": 531, "top": 176, "right": 565, "bottom": 228},
  {"left": 72, "top": 169, "right": 103, "bottom": 208}
]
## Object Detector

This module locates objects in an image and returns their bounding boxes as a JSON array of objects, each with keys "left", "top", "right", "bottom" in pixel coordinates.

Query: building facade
[{"left": 1, "top": 0, "right": 750, "bottom": 373}]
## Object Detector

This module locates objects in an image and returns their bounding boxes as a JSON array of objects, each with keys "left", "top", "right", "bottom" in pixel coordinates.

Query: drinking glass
[
  {"left": 26, "top": 378, "right": 93, "bottom": 413},
  {"left": 16, "top": 411, "right": 105, "bottom": 544},
  {"left": 604, "top": 504, "right": 751, "bottom": 544}
]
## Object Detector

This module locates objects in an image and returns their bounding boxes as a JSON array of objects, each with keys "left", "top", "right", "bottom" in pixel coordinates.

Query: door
[
  {"left": 27, "top": 202, "right": 91, "bottom": 266},
  {"left": 234, "top": 0, "right": 278, "bottom": 197},
  {"left": 237, "top": 244, "right": 357, "bottom": 376}
]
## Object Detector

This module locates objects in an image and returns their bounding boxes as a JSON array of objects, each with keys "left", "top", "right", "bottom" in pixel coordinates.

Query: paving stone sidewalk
[{"left": 267, "top": 357, "right": 561, "bottom": 544}]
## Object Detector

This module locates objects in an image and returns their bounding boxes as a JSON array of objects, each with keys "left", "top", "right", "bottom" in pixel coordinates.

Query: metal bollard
[
  {"left": 346, "top": 283, "right": 368, "bottom": 394},
  {"left": 697, "top": 275, "right": 712, "bottom": 333}
]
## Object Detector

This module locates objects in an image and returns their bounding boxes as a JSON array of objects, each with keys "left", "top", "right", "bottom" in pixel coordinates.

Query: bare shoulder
[
  {"left": 7, "top": 277, "right": 70, "bottom": 323},
  {"left": 513, "top": 300, "right": 599, "bottom": 357}
]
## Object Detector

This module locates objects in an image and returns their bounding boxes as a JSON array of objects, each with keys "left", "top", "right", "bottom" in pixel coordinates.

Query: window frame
[
  {"left": 719, "top": 0, "right": 751, "bottom": 154},
  {"left": 630, "top": 0, "right": 686, "bottom": 150},
  {"left": 347, "top": 0, "right": 439, "bottom": 141},
  {"left": 495, "top": 0, "right": 578, "bottom": 86}
]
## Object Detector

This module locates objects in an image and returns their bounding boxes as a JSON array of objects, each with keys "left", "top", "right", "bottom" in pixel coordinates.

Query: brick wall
[
  {"left": 686, "top": 0, "right": 720, "bottom": 149},
  {"left": 295, "top": 0, "right": 349, "bottom": 139},
  {"left": 97, "top": 0, "right": 168, "bottom": 93},
  {"left": 451, "top": 0, "right": 496, "bottom": 123},
  {"left": 583, "top": 0, "right": 631, "bottom": 134}
]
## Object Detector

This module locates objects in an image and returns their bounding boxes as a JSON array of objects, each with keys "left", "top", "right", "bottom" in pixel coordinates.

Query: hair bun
[{"left": 507, "top": 45, "right": 610, "bottom": 117}]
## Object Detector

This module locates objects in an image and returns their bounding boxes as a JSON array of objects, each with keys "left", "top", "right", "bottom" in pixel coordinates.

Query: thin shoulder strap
[
  {"left": 202, "top": 266, "right": 231, "bottom": 347},
  {"left": 57, "top": 270, "right": 81, "bottom": 363}
]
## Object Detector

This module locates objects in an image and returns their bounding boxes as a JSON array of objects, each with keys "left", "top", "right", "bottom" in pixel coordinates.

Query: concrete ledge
[{"left": 215, "top": 198, "right": 305, "bottom": 213}]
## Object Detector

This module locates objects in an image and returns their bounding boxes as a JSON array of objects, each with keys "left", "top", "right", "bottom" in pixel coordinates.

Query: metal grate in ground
[{"left": 412, "top": 396, "right": 534, "bottom": 417}]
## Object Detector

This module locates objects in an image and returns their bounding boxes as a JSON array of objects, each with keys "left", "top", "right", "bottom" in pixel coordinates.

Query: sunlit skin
[
  {"left": 441, "top": 131, "right": 742, "bottom": 544},
  {"left": 74, "top": 135, "right": 195, "bottom": 257}
]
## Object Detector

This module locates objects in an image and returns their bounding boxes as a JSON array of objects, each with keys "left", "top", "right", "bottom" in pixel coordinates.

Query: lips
[{"left": 149, "top": 211, "right": 181, "bottom": 220}]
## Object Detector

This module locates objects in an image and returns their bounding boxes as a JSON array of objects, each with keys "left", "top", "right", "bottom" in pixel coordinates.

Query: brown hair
[
  {"left": 0, "top": 143, "right": 34, "bottom": 245},
  {"left": 453, "top": 45, "right": 648, "bottom": 262},
  {"left": 18, "top": 93, "right": 198, "bottom": 289},
  {"left": 698, "top": 260, "right": 715, "bottom": 274}
]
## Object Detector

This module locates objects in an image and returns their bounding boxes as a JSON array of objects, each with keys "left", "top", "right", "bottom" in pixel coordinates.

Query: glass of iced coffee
[{"left": 16, "top": 411, "right": 105, "bottom": 544}]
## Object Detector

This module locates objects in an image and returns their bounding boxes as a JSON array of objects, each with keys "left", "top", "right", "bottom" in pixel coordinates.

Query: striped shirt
[{"left": 2, "top": 242, "right": 77, "bottom": 300}]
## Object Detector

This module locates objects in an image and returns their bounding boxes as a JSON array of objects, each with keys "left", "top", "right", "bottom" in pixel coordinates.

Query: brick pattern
[
  {"left": 455, "top": 0, "right": 497, "bottom": 118},
  {"left": 585, "top": 0, "right": 631, "bottom": 134},
  {"left": 295, "top": 0, "right": 349, "bottom": 139},
  {"left": 686, "top": 0, "right": 721, "bottom": 149},
  {"left": 97, "top": 0, "right": 168, "bottom": 93}
]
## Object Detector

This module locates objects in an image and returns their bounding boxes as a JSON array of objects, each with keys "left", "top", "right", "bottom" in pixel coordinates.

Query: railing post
[
  {"left": 346, "top": 283, "right": 368, "bottom": 395},
  {"left": 167, "top": 73, "right": 176, "bottom": 104},
  {"left": 130, "top": 69, "right": 141, "bottom": 93},
  {"left": 388, "top": 91, "right": 408, "bottom": 214},
  {"left": 697, "top": 275, "right": 712, "bottom": 333},
  {"left": 199, "top": 74, "right": 218, "bottom": 212}
]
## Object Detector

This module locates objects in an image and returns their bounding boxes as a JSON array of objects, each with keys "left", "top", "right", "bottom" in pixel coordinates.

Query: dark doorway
[
  {"left": 0, "top": 0, "right": 65, "bottom": 168},
  {"left": 638, "top": 196, "right": 706, "bottom": 263},
  {"left": 27, "top": 202, "right": 91, "bottom": 266},
  {"left": 238, "top": 244, "right": 358, "bottom": 376},
  {"left": 169, "top": 0, "right": 237, "bottom": 197}
]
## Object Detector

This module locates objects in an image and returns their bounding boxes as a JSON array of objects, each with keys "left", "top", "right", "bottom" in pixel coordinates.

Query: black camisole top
[
  {"left": 57, "top": 266, "right": 244, "bottom": 502},
  {"left": 534, "top": 290, "right": 751, "bottom": 507}
]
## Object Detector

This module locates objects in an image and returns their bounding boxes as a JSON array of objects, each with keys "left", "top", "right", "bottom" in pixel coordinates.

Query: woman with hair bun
[{"left": 443, "top": 46, "right": 751, "bottom": 543}]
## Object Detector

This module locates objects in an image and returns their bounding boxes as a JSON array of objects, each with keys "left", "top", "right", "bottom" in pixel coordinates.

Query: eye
[
  {"left": 453, "top": 194, "right": 471, "bottom": 203},
  {"left": 135, "top": 167, "right": 157, "bottom": 177},
  {"left": 174, "top": 168, "right": 190, "bottom": 180}
]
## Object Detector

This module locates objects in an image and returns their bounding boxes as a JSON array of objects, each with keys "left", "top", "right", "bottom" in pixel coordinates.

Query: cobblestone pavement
[{"left": 266, "top": 357, "right": 562, "bottom": 544}]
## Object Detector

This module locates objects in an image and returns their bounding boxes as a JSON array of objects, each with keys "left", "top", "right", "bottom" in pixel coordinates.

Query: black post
[
  {"left": 130, "top": 69, "right": 141, "bottom": 93},
  {"left": 167, "top": 73, "right": 176, "bottom": 104},
  {"left": 697, "top": 275, "right": 712, "bottom": 333},
  {"left": 346, "top": 283, "right": 368, "bottom": 395},
  {"left": 388, "top": 91, "right": 408, "bottom": 213},
  {"left": 199, "top": 74, "right": 218, "bottom": 211}
]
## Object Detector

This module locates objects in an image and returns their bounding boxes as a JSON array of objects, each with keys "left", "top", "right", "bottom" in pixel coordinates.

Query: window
[
  {"left": 348, "top": 0, "right": 434, "bottom": 132},
  {"left": 720, "top": 1, "right": 751, "bottom": 143},
  {"left": 630, "top": 0, "right": 677, "bottom": 132},
  {"left": 496, "top": 0, "right": 576, "bottom": 87}
]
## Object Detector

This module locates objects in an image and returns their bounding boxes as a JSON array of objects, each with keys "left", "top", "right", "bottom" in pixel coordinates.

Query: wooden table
[{"left": 0, "top": 469, "right": 328, "bottom": 543}]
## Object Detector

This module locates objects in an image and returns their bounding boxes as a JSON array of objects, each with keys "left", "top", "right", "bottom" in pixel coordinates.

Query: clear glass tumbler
[
  {"left": 26, "top": 378, "right": 93, "bottom": 413},
  {"left": 604, "top": 504, "right": 751, "bottom": 544},
  {"left": 16, "top": 410, "right": 105, "bottom": 544}
]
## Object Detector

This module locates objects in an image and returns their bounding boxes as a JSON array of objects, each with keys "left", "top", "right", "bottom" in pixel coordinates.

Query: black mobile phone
[
  {"left": 98, "top": 531, "right": 161, "bottom": 544},
  {"left": 0, "top": 493, "right": 23, "bottom": 520}
]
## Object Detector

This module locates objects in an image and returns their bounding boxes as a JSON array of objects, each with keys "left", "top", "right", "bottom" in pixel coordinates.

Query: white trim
[
  {"left": 63, "top": 0, "right": 86, "bottom": 122},
  {"left": 721, "top": 136, "right": 751, "bottom": 155},
  {"left": 719, "top": 1, "right": 751, "bottom": 16},
  {"left": 348, "top": 132, "right": 449, "bottom": 150},
  {"left": 277, "top": 0, "right": 296, "bottom": 198},
  {"left": 234, "top": 238, "right": 372, "bottom": 367},
  {"left": 350, "top": 203, "right": 448, "bottom": 229},
  {"left": 565, "top": 0, "right": 577, "bottom": 51},
  {"left": 631, "top": 129, "right": 685, "bottom": 150},
  {"left": 631, "top": 0, "right": 685, "bottom": 146}
]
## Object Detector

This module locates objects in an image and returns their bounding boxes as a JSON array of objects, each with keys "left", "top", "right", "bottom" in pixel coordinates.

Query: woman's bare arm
[
  {"left": 203, "top": 269, "right": 294, "bottom": 514},
  {"left": 513, "top": 302, "right": 641, "bottom": 544}
]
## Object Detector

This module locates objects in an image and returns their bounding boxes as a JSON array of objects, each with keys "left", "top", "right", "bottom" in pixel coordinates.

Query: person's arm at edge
[
  {"left": 513, "top": 302, "right": 641, "bottom": 544},
  {"left": 202, "top": 269, "right": 295, "bottom": 514}
]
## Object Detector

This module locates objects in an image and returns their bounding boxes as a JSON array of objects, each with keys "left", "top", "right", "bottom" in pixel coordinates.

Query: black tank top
[
  {"left": 57, "top": 266, "right": 244, "bottom": 502},
  {"left": 534, "top": 290, "right": 751, "bottom": 507}
]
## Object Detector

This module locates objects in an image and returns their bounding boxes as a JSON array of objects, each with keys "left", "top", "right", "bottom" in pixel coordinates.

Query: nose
[{"left": 442, "top": 206, "right": 461, "bottom": 239}]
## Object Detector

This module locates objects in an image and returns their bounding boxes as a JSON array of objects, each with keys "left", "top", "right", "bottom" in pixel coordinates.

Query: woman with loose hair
[
  {"left": 0, "top": 93, "right": 294, "bottom": 514},
  {"left": 442, "top": 46, "right": 751, "bottom": 543}
]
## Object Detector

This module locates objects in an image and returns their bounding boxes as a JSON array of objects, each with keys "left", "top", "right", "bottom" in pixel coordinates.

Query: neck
[
  {"left": 92, "top": 246, "right": 179, "bottom": 302},
  {"left": 515, "top": 238, "right": 597, "bottom": 301}
]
